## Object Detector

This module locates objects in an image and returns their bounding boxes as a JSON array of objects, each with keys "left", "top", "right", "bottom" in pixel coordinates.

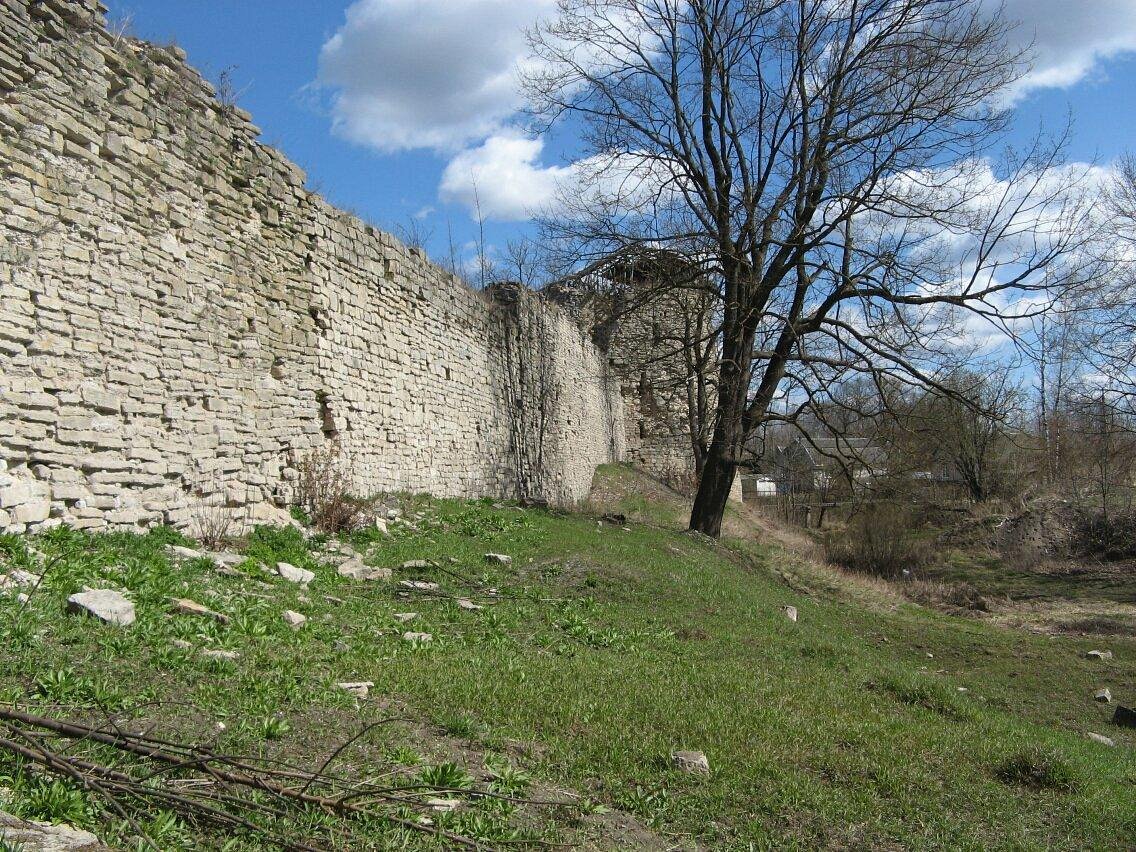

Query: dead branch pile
[{"left": 0, "top": 707, "right": 564, "bottom": 850}]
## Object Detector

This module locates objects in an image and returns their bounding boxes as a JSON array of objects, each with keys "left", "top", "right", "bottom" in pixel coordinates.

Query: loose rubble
[
  {"left": 66, "top": 589, "right": 135, "bottom": 627},
  {"left": 276, "top": 562, "right": 314, "bottom": 585},
  {"left": 671, "top": 750, "right": 710, "bottom": 775}
]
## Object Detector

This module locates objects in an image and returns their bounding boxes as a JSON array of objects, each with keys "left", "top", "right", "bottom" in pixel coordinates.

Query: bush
[
  {"left": 824, "top": 503, "right": 934, "bottom": 580},
  {"left": 1071, "top": 510, "right": 1136, "bottom": 561},
  {"left": 295, "top": 444, "right": 369, "bottom": 534}
]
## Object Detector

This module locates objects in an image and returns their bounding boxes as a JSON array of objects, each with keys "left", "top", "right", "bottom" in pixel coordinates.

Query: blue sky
[{"left": 103, "top": 0, "right": 1136, "bottom": 269}]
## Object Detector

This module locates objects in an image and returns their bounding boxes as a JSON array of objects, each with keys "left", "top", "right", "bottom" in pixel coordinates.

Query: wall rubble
[{"left": 0, "top": 0, "right": 625, "bottom": 534}]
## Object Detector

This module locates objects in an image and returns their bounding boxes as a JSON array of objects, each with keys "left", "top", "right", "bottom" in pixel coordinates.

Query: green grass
[{"left": 0, "top": 477, "right": 1133, "bottom": 849}]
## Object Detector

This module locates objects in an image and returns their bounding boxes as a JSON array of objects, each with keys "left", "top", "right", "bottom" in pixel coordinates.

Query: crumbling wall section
[{"left": 0, "top": 0, "right": 624, "bottom": 534}]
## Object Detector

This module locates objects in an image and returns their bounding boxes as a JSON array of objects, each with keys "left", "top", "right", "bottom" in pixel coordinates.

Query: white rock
[
  {"left": 276, "top": 562, "right": 314, "bottom": 585},
  {"left": 1086, "top": 732, "right": 1116, "bottom": 747},
  {"left": 66, "top": 589, "right": 135, "bottom": 627},
  {"left": 337, "top": 557, "right": 392, "bottom": 581},
  {"left": 401, "top": 559, "right": 432, "bottom": 570},
  {"left": 337, "top": 681, "right": 373, "bottom": 699},
  {"left": 403, "top": 631, "right": 433, "bottom": 643},
  {"left": 1095, "top": 687, "right": 1112, "bottom": 703},
  {"left": 211, "top": 551, "right": 244, "bottom": 568},
  {"left": 671, "top": 750, "right": 710, "bottom": 775},
  {"left": 0, "top": 569, "right": 40, "bottom": 590},
  {"left": 1086, "top": 649, "right": 1113, "bottom": 661},
  {"left": 168, "top": 545, "right": 203, "bottom": 560},
  {"left": 170, "top": 597, "right": 229, "bottom": 624},
  {"left": 201, "top": 649, "right": 240, "bottom": 661},
  {"left": 373, "top": 517, "right": 389, "bottom": 535},
  {"left": 456, "top": 598, "right": 483, "bottom": 611},
  {"left": 484, "top": 553, "right": 512, "bottom": 565},
  {"left": 783, "top": 605, "right": 798, "bottom": 622},
  {"left": 394, "top": 612, "right": 419, "bottom": 622},
  {"left": 427, "top": 798, "right": 461, "bottom": 813},
  {"left": 282, "top": 610, "right": 307, "bottom": 629},
  {"left": 399, "top": 580, "right": 439, "bottom": 592},
  {"left": 0, "top": 808, "right": 103, "bottom": 850}
]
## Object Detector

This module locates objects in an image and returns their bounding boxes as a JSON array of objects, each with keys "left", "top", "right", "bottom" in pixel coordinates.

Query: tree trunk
[{"left": 689, "top": 442, "right": 737, "bottom": 537}]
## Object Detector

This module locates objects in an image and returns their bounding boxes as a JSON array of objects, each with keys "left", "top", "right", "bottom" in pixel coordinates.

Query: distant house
[{"left": 770, "top": 436, "right": 887, "bottom": 495}]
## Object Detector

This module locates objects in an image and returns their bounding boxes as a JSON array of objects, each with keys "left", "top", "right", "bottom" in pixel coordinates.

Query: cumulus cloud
[
  {"left": 438, "top": 133, "right": 572, "bottom": 221},
  {"left": 996, "top": 0, "right": 1136, "bottom": 98},
  {"left": 316, "top": 0, "right": 554, "bottom": 153}
]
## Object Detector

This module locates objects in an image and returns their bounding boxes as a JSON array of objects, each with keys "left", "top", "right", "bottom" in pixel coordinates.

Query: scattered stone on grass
[
  {"left": 671, "top": 750, "right": 710, "bottom": 775},
  {"left": 336, "top": 681, "right": 373, "bottom": 699},
  {"left": 373, "top": 517, "right": 389, "bottom": 535},
  {"left": 1095, "top": 688, "right": 1112, "bottom": 704},
  {"left": 276, "top": 562, "right": 314, "bottom": 585},
  {"left": 170, "top": 597, "right": 229, "bottom": 625},
  {"left": 66, "top": 589, "right": 135, "bottom": 627},
  {"left": 201, "top": 649, "right": 240, "bottom": 662},
  {"left": 282, "top": 610, "right": 307, "bottom": 629},
  {"left": 171, "top": 639, "right": 192, "bottom": 650},
  {"left": 167, "top": 545, "right": 203, "bottom": 560},
  {"left": 337, "top": 558, "right": 392, "bottom": 581},
  {"left": 0, "top": 569, "right": 40, "bottom": 591},
  {"left": 0, "top": 809, "right": 105, "bottom": 850},
  {"left": 394, "top": 612, "right": 419, "bottom": 622},
  {"left": 210, "top": 551, "right": 244, "bottom": 569},
  {"left": 484, "top": 553, "right": 512, "bottom": 565},
  {"left": 403, "top": 631, "right": 433, "bottom": 643},
  {"left": 1086, "top": 650, "right": 1113, "bottom": 661},
  {"left": 783, "top": 605, "right": 798, "bottom": 622},
  {"left": 427, "top": 798, "right": 460, "bottom": 813},
  {"left": 401, "top": 559, "right": 432, "bottom": 570},
  {"left": 456, "top": 598, "right": 483, "bottom": 611},
  {"left": 399, "top": 580, "right": 439, "bottom": 592},
  {"left": 1086, "top": 732, "right": 1116, "bottom": 747},
  {"left": 1113, "top": 705, "right": 1136, "bottom": 728}
]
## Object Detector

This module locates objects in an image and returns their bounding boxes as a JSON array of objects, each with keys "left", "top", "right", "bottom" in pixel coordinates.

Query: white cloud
[
  {"left": 995, "top": 0, "right": 1136, "bottom": 98},
  {"left": 439, "top": 133, "right": 572, "bottom": 221},
  {"left": 316, "top": 0, "right": 554, "bottom": 153}
]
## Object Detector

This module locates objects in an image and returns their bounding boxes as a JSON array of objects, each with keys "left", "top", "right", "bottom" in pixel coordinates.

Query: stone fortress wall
[{"left": 0, "top": 0, "right": 625, "bottom": 534}]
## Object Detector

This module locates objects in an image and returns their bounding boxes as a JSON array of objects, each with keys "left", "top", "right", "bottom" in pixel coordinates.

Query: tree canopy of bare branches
[{"left": 525, "top": 0, "right": 1099, "bottom": 536}]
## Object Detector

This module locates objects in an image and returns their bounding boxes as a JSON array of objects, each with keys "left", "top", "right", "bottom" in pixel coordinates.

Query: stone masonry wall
[{"left": 0, "top": 0, "right": 625, "bottom": 534}]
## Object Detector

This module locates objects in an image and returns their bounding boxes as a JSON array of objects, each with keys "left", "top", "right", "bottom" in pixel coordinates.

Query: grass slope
[{"left": 0, "top": 464, "right": 1133, "bottom": 849}]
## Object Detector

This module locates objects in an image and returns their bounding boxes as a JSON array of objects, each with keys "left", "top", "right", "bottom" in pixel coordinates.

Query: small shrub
[
  {"left": 995, "top": 747, "right": 1079, "bottom": 792},
  {"left": 825, "top": 503, "right": 934, "bottom": 580},
  {"left": 1071, "top": 510, "right": 1136, "bottom": 561},
  {"left": 295, "top": 444, "right": 369, "bottom": 534}
]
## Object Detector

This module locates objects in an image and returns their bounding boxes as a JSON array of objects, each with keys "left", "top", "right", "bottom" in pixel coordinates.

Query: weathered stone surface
[
  {"left": 484, "top": 553, "right": 512, "bottom": 565},
  {"left": 168, "top": 545, "right": 204, "bottom": 560},
  {"left": 671, "top": 750, "right": 710, "bottom": 775},
  {"left": 171, "top": 597, "right": 229, "bottom": 624},
  {"left": 456, "top": 598, "right": 483, "bottom": 611},
  {"left": 399, "top": 580, "right": 439, "bottom": 592},
  {"left": 1095, "top": 687, "right": 1112, "bottom": 704},
  {"left": 783, "top": 605, "right": 798, "bottom": 622},
  {"left": 1113, "top": 705, "right": 1136, "bottom": 728},
  {"left": 337, "top": 681, "right": 373, "bottom": 699},
  {"left": 0, "top": 3, "right": 626, "bottom": 539},
  {"left": 0, "top": 809, "right": 106, "bottom": 850},
  {"left": 201, "top": 649, "right": 240, "bottom": 661},
  {"left": 337, "top": 558, "right": 392, "bottom": 581},
  {"left": 282, "top": 609, "right": 307, "bottom": 629},
  {"left": 403, "top": 631, "right": 433, "bottom": 643},
  {"left": 276, "top": 562, "right": 314, "bottom": 585},
  {"left": 1086, "top": 732, "right": 1116, "bottom": 747},
  {"left": 401, "top": 560, "right": 432, "bottom": 570},
  {"left": 1086, "top": 650, "right": 1113, "bottom": 661},
  {"left": 66, "top": 589, "right": 135, "bottom": 626},
  {"left": 394, "top": 612, "right": 419, "bottom": 622}
]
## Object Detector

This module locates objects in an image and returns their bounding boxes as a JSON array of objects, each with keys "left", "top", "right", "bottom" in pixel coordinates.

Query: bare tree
[{"left": 525, "top": 0, "right": 1098, "bottom": 536}]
